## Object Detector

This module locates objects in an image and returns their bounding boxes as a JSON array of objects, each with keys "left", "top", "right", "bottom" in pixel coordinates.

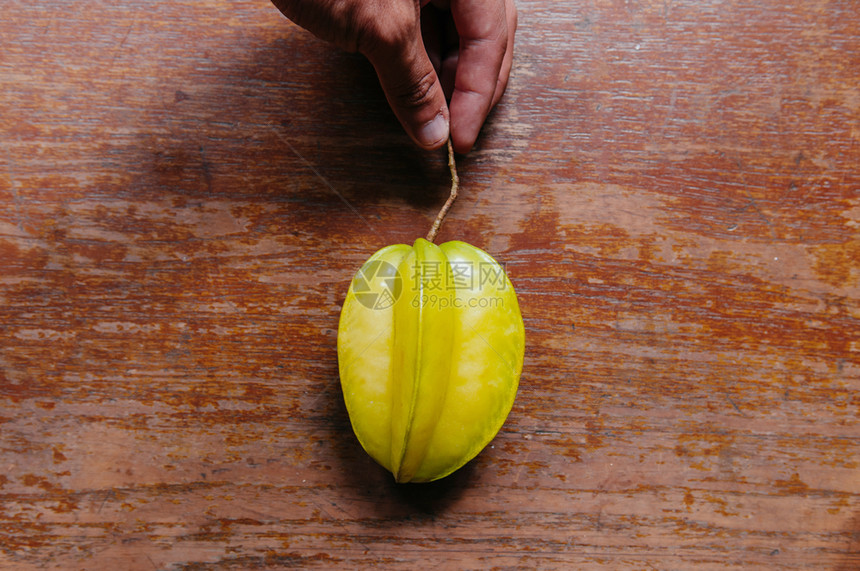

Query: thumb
[{"left": 364, "top": 32, "right": 449, "bottom": 150}]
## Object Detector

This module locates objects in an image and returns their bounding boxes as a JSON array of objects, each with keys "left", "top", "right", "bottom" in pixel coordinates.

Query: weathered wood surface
[{"left": 1, "top": 0, "right": 858, "bottom": 569}]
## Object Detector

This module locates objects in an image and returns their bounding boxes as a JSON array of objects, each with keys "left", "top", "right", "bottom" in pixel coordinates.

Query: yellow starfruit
[{"left": 337, "top": 238, "right": 524, "bottom": 483}]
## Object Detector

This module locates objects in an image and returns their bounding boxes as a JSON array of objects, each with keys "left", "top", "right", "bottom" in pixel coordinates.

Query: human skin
[{"left": 270, "top": 0, "right": 517, "bottom": 153}]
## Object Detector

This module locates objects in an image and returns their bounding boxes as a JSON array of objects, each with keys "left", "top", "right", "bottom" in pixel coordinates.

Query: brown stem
[{"left": 426, "top": 138, "right": 459, "bottom": 243}]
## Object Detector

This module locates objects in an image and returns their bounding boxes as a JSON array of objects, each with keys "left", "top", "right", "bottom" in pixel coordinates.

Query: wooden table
[{"left": 1, "top": 1, "right": 857, "bottom": 569}]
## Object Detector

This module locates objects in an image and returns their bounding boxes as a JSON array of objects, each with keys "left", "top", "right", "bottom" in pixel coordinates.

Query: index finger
[{"left": 448, "top": 0, "right": 509, "bottom": 153}]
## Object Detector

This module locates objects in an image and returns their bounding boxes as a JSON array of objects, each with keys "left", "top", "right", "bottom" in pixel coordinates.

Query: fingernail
[{"left": 416, "top": 113, "right": 449, "bottom": 148}]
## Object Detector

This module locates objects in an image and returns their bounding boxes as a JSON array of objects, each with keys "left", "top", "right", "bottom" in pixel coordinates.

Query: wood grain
[{"left": 1, "top": 0, "right": 858, "bottom": 569}]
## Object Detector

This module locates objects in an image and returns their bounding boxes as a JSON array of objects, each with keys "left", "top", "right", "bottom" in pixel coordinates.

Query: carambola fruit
[{"left": 337, "top": 238, "right": 524, "bottom": 482}]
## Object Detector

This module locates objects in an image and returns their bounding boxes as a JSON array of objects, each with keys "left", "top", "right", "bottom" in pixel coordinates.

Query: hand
[{"left": 270, "top": 0, "right": 516, "bottom": 153}]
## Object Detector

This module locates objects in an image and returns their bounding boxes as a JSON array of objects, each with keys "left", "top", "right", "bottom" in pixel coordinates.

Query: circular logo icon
[{"left": 352, "top": 260, "right": 402, "bottom": 310}]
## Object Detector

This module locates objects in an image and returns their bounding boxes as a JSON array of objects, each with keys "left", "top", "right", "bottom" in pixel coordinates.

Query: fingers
[
  {"left": 361, "top": 9, "right": 450, "bottom": 150},
  {"left": 270, "top": 0, "right": 515, "bottom": 152},
  {"left": 448, "top": 0, "right": 515, "bottom": 153},
  {"left": 494, "top": 0, "right": 517, "bottom": 107}
]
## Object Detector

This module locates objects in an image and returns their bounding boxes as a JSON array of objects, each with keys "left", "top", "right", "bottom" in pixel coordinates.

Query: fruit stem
[{"left": 425, "top": 138, "right": 459, "bottom": 243}]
